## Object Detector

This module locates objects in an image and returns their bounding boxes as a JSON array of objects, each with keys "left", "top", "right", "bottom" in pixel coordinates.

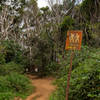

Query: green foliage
[
  {"left": 60, "top": 16, "right": 75, "bottom": 32},
  {"left": 59, "top": 16, "right": 75, "bottom": 46},
  {"left": 69, "top": 52, "right": 100, "bottom": 100},
  {"left": 5, "top": 73, "right": 33, "bottom": 94},
  {"left": 40, "top": 6, "right": 49, "bottom": 12},
  {"left": 0, "top": 40, "right": 27, "bottom": 66},
  {"left": 1, "top": 41, "right": 21, "bottom": 63},
  {"left": 80, "top": 0, "right": 95, "bottom": 22},
  {"left": 0, "top": 0, "right": 100, "bottom": 99},
  {"left": 0, "top": 40, "right": 34, "bottom": 99},
  {"left": 0, "top": 92, "right": 14, "bottom": 100},
  {"left": 0, "top": 45, "right": 6, "bottom": 64},
  {"left": 29, "top": 37, "right": 53, "bottom": 75},
  {"left": 0, "top": 73, "right": 34, "bottom": 99},
  {"left": 45, "top": 62, "right": 60, "bottom": 75},
  {"left": 0, "top": 62, "right": 24, "bottom": 75},
  {"left": 50, "top": 47, "right": 100, "bottom": 100}
]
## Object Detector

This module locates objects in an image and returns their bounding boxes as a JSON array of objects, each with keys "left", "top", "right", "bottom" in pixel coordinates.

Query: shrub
[
  {"left": 50, "top": 48, "right": 100, "bottom": 100},
  {"left": 45, "top": 62, "right": 60, "bottom": 75},
  {"left": 0, "top": 73, "right": 34, "bottom": 99},
  {"left": 5, "top": 73, "right": 33, "bottom": 94},
  {"left": 1, "top": 40, "right": 27, "bottom": 65},
  {"left": 69, "top": 58, "right": 100, "bottom": 100},
  {"left": 0, "top": 62, "right": 24, "bottom": 75},
  {"left": 0, "top": 92, "right": 14, "bottom": 100},
  {"left": 0, "top": 45, "right": 6, "bottom": 64}
]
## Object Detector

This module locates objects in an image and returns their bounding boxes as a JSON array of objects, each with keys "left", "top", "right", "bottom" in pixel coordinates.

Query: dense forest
[{"left": 0, "top": 0, "right": 100, "bottom": 100}]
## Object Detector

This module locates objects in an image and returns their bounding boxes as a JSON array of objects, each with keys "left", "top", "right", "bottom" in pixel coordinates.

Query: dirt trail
[{"left": 26, "top": 75, "right": 56, "bottom": 100}]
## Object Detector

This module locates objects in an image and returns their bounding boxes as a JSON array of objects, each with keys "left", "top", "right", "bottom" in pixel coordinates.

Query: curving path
[{"left": 26, "top": 75, "right": 56, "bottom": 100}]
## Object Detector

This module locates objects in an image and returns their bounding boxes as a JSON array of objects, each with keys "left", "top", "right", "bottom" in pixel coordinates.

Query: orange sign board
[{"left": 65, "top": 30, "right": 82, "bottom": 50}]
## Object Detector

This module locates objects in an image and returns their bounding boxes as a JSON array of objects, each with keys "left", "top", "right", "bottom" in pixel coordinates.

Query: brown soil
[{"left": 25, "top": 75, "right": 56, "bottom": 100}]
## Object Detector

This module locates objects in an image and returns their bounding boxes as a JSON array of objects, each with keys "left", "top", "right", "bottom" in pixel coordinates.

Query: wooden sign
[
  {"left": 65, "top": 31, "right": 82, "bottom": 50},
  {"left": 65, "top": 30, "right": 82, "bottom": 100}
]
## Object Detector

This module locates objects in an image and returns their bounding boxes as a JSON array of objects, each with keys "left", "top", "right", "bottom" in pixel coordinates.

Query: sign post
[{"left": 65, "top": 30, "right": 82, "bottom": 100}]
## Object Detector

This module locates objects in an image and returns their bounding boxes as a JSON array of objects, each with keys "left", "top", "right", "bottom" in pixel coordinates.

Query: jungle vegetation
[{"left": 0, "top": 0, "right": 100, "bottom": 100}]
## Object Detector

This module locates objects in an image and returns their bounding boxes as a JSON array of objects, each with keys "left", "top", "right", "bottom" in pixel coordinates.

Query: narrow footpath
[{"left": 26, "top": 75, "right": 56, "bottom": 100}]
